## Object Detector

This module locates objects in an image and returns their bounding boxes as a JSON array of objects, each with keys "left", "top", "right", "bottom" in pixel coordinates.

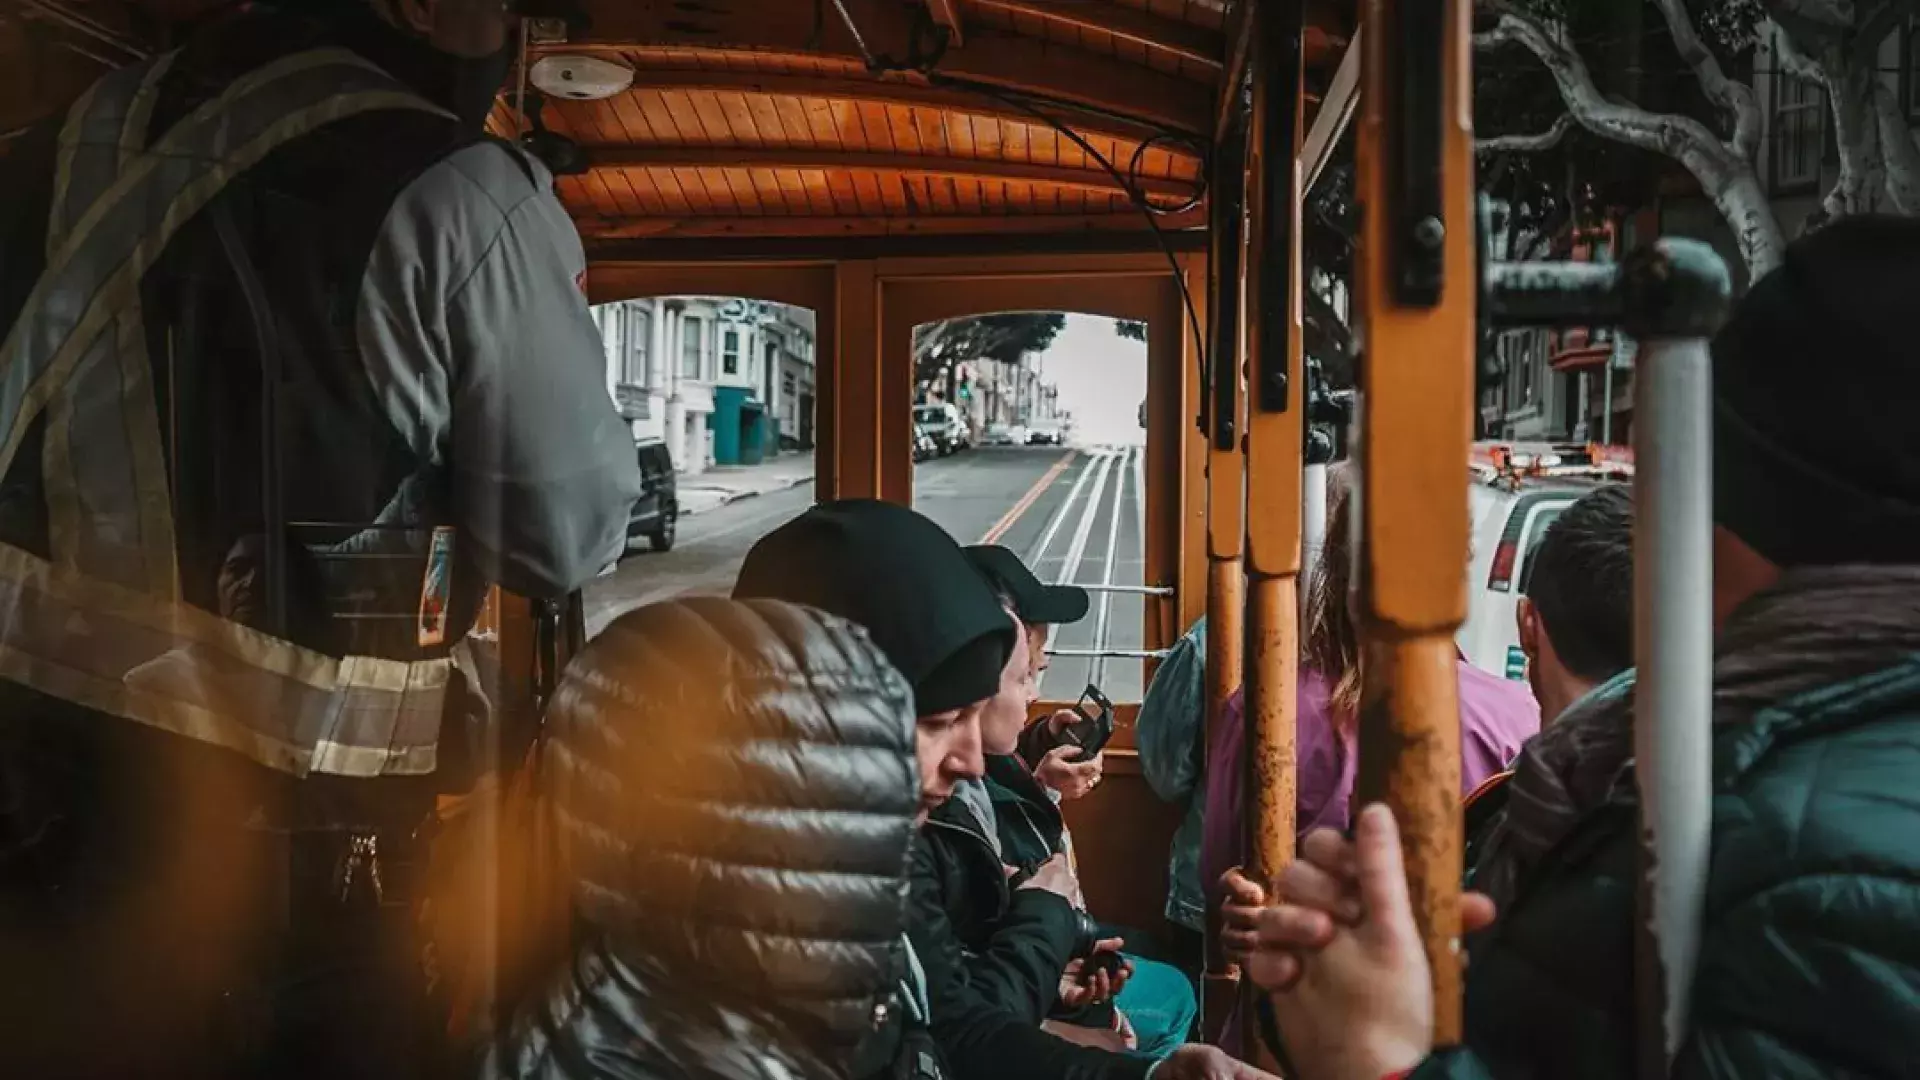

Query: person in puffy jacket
[
  {"left": 1225, "top": 216, "right": 1920, "bottom": 1080},
  {"left": 485, "top": 597, "right": 929, "bottom": 1080}
]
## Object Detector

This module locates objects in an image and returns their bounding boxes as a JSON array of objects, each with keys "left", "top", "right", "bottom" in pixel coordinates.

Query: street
[{"left": 585, "top": 444, "right": 1149, "bottom": 702}]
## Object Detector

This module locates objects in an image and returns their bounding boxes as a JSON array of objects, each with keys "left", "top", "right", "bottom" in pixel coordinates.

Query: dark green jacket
[{"left": 1418, "top": 656, "right": 1920, "bottom": 1079}]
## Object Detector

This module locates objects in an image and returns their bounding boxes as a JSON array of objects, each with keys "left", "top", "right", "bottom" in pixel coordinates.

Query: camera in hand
[{"left": 1057, "top": 684, "right": 1115, "bottom": 760}]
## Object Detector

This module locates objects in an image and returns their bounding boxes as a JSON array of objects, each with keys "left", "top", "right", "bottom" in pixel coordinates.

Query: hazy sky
[{"left": 1038, "top": 314, "right": 1147, "bottom": 448}]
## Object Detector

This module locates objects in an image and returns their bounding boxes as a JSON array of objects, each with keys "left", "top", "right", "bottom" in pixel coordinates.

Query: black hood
[
  {"left": 265, "top": 0, "right": 512, "bottom": 130},
  {"left": 735, "top": 499, "right": 1016, "bottom": 715}
]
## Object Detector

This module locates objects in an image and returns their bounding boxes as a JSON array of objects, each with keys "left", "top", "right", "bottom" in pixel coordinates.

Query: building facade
[{"left": 591, "top": 296, "right": 816, "bottom": 474}]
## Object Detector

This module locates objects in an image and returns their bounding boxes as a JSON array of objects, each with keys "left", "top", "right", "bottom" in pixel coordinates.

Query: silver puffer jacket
[{"left": 485, "top": 598, "right": 923, "bottom": 1080}]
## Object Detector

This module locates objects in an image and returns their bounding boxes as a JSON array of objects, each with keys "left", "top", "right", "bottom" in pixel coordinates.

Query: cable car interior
[{"left": 0, "top": 0, "right": 1735, "bottom": 1069}]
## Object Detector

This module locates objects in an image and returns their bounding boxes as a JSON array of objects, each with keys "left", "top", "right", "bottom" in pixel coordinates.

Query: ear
[{"left": 1516, "top": 597, "right": 1539, "bottom": 660}]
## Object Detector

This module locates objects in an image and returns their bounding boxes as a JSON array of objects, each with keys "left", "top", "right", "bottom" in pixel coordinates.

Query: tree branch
[
  {"left": 1651, "top": 0, "right": 1763, "bottom": 159},
  {"left": 1476, "top": 4, "right": 1786, "bottom": 274},
  {"left": 1477, "top": 113, "right": 1574, "bottom": 155}
]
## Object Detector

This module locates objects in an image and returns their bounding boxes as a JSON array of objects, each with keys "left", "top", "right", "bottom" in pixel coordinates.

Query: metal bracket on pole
[
  {"left": 1207, "top": 72, "right": 1250, "bottom": 449},
  {"left": 1253, "top": 0, "right": 1303, "bottom": 414},
  {"left": 1390, "top": 0, "right": 1446, "bottom": 306},
  {"left": 1485, "top": 236, "right": 1730, "bottom": 1077}
]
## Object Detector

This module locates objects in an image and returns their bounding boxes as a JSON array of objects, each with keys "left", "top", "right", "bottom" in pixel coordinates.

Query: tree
[
  {"left": 913, "top": 312, "right": 1066, "bottom": 398},
  {"left": 1114, "top": 319, "right": 1148, "bottom": 341},
  {"left": 1474, "top": 0, "right": 1920, "bottom": 279}
]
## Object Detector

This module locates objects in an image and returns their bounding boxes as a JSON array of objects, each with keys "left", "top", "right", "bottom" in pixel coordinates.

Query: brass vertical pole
[
  {"left": 1199, "top": 70, "right": 1249, "bottom": 1049},
  {"left": 1237, "top": 1, "right": 1307, "bottom": 1063},
  {"left": 1242, "top": 0, "right": 1307, "bottom": 897},
  {"left": 1351, "top": 0, "right": 1477, "bottom": 1045}
]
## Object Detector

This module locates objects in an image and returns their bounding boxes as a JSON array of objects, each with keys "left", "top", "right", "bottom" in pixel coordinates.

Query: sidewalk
[{"left": 678, "top": 453, "right": 816, "bottom": 517}]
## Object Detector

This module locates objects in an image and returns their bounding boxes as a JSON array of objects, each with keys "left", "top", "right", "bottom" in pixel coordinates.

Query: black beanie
[
  {"left": 734, "top": 500, "right": 1015, "bottom": 715},
  {"left": 1711, "top": 215, "right": 1920, "bottom": 567}
]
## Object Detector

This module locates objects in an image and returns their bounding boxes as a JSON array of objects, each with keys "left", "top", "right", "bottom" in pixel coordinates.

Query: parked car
[
  {"left": 625, "top": 440, "right": 679, "bottom": 554},
  {"left": 912, "top": 428, "right": 939, "bottom": 463},
  {"left": 914, "top": 401, "right": 970, "bottom": 455},
  {"left": 1027, "top": 421, "right": 1065, "bottom": 446},
  {"left": 982, "top": 423, "right": 1017, "bottom": 447}
]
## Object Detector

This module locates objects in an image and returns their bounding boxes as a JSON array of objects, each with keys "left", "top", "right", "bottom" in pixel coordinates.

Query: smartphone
[{"left": 1059, "top": 684, "right": 1115, "bottom": 760}]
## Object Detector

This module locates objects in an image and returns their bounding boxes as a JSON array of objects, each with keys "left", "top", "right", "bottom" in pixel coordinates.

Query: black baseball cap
[
  {"left": 965, "top": 545, "right": 1090, "bottom": 626},
  {"left": 735, "top": 500, "right": 1015, "bottom": 715}
]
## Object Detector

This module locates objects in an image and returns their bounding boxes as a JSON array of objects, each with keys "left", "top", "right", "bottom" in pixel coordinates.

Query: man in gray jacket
[{"left": 0, "top": 2, "right": 638, "bottom": 1076}]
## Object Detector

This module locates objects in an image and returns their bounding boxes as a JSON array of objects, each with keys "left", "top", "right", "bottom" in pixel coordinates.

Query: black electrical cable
[
  {"left": 927, "top": 71, "right": 1211, "bottom": 427},
  {"left": 817, "top": 0, "right": 1214, "bottom": 425}
]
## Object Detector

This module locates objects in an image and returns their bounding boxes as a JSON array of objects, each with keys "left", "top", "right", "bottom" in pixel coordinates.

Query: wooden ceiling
[
  {"left": 522, "top": 0, "right": 1353, "bottom": 254},
  {"left": 1, "top": 1, "right": 1359, "bottom": 254}
]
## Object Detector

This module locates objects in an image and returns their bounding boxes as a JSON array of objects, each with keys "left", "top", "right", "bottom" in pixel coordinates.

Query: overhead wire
[{"left": 820, "top": 1, "right": 1215, "bottom": 430}]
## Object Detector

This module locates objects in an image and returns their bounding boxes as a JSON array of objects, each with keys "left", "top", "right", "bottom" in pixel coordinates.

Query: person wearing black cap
[
  {"left": 1219, "top": 216, "right": 1920, "bottom": 1080},
  {"left": 737, "top": 501, "right": 1275, "bottom": 1080},
  {"left": 965, "top": 545, "right": 1202, "bottom": 1061},
  {"left": 966, "top": 544, "right": 1105, "bottom": 801}
]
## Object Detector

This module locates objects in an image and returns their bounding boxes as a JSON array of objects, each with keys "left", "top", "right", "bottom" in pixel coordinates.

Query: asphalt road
[{"left": 585, "top": 444, "right": 1149, "bottom": 702}]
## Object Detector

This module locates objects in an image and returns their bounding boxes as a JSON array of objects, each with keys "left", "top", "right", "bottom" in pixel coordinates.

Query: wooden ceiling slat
[
  {"left": 829, "top": 99, "right": 864, "bottom": 152},
  {"left": 577, "top": 207, "right": 1207, "bottom": 243},
  {"left": 949, "top": 112, "right": 977, "bottom": 157},
  {"left": 954, "top": 175, "right": 983, "bottom": 214},
  {"left": 637, "top": 89, "right": 694, "bottom": 142},
  {"left": 745, "top": 167, "right": 791, "bottom": 214},
  {"left": 686, "top": 92, "right": 739, "bottom": 144},
  {"left": 716, "top": 167, "right": 760, "bottom": 214},
  {"left": 716, "top": 90, "right": 764, "bottom": 144},
  {"left": 822, "top": 167, "right": 863, "bottom": 215},
  {"left": 774, "top": 95, "right": 819, "bottom": 147},
  {"left": 972, "top": 116, "right": 1005, "bottom": 159},
  {"left": 913, "top": 107, "right": 951, "bottom": 158},
  {"left": 586, "top": 146, "right": 1199, "bottom": 201},
  {"left": 606, "top": 91, "right": 657, "bottom": 142},
  {"left": 885, "top": 105, "right": 922, "bottom": 156},
  {"left": 744, "top": 92, "right": 793, "bottom": 146},
  {"left": 589, "top": 69, "right": 1185, "bottom": 151},
  {"left": 799, "top": 168, "right": 838, "bottom": 216},
  {"left": 566, "top": 3, "right": 1212, "bottom": 135},
  {"left": 671, "top": 166, "right": 715, "bottom": 214},
  {"left": 850, "top": 168, "right": 886, "bottom": 216},
  {"left": 767, "top": 167, "right": 807, "bottom": 215},
  {"left": 855, "top": 101, "right": 895, "bottom": 153},
  {"left": 1002, "top": 117, "right": 1029, "bottom": 163},
  {"left": 803, "top": 97, "right": 842, "bottom": 147}
]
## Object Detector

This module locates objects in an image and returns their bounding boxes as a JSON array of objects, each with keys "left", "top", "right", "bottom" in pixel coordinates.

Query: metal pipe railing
[
  {"left": 1485, "top": 236, "right": 1730, "bottom": 1075},
  {"left": 1044, "top": 647, "right": 1171, "bottom": 661}
]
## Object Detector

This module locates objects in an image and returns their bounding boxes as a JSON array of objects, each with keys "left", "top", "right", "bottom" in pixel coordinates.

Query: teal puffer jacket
[{"left": 1419, "top": 656, "right": 1920, "bottom": 1079}]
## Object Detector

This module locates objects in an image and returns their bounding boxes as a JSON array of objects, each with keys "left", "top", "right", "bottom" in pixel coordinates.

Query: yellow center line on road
[{"left": 978, "top": 451, "right": 1077, "bottom": 545}]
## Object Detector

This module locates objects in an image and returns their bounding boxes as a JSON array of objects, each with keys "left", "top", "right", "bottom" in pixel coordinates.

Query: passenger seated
[
  {"left": 964, "top": 545, "right": 1200, "bottom": 1057},
  {"left": 485, "top": 598, "right": 932, "bottom": 1080},
  {"left": 1225, "top": 216, "right": 1920, "bottom": 1080},
  {"left": 1132, "top": 615, "right": 1209, "bottom": 946},
  {"left": 735, "top": 499, "right": 1272, "bottom": 1080},
  {"left": 1464, "top": 483, "right": 1635, "bottom": 898}
]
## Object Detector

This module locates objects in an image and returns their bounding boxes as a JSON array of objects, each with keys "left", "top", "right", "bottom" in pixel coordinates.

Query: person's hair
[
  {"left": 1522, "top": 485, "right": 1635, "bottom": 683},
  {"left": 1303, "top": 463, "right": 1361, "bottom": 732}
]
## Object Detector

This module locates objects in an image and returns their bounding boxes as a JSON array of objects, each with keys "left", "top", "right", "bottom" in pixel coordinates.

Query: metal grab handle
[
  {"left": 1043, "top": 648, "right": 1172, "bottom": 661},
  {"left": 1485, "top": 235, "right": 1731, "bottom": 1075},
  {"left": 1074, "top": 583, "right": 1176, "bottom": 597}
]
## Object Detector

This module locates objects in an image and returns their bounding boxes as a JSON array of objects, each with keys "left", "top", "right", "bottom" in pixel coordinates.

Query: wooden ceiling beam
[
  {"left": 557, "top": 0, "right": 1213, "bottom": 135},
  {"left": 965, "top": 0, "right": 1223, "bottom": 69},
  {"left": 610, "top": 68, "right": 1186, "bottom": 151},
  {"left": 574, "top": 208, "right": 1207, "bottom": 242},
  {"left": 584, "top": 145, "right": 1202, "bottom": 200}
]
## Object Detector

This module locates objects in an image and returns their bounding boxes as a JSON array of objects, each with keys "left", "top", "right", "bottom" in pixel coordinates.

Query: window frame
[
  {"left": 1770, "top": 62, "right": 1826, "bottom": 194},
  {"left": 681, "top": 315, "right": 704, "bottom": 380}
]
